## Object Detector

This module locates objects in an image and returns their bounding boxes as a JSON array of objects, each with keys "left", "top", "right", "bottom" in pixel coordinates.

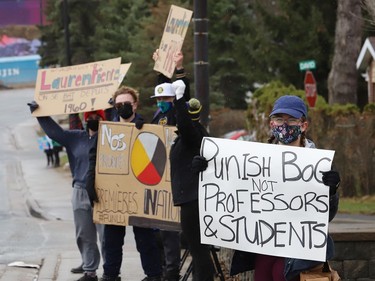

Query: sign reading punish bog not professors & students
[{"left": 198, "top": 137, "right": 335, "bottom": 262}]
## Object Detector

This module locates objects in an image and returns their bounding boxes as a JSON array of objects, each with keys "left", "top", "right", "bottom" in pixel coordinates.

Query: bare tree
[
  {"left": 328, "top": 0, "right": 363, "bottom": 105},
  {"left": 363, "top": 0, "right": 375, "bottom": 22}
]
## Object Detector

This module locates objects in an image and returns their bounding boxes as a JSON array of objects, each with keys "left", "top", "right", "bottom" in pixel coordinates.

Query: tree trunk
[{"left": 328, "top": 0, "right": 363, "bottom": 105}]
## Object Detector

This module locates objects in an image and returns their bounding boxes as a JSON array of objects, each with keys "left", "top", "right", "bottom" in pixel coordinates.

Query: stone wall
[
  {"left": 330, "top": 233, "right": 375, "bottom": 281},
  {"left": 216, "top": 233, "right": 375, "bottom": 281}
]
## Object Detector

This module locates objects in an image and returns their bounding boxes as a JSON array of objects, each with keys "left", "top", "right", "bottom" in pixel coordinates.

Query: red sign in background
[{"left": 304, "top": 70, "right": 317, "bottom": 108}]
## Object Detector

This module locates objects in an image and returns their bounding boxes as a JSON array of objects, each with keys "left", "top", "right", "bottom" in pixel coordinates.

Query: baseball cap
[
  {"left": 269, "top": 95, "right": 308, "bottom": 118},
  {"left": 151, "top": 83, "right": 175, "bottom": 98},
  {"left": 84, "top": 110, "right": 106, "bottom": 121}
]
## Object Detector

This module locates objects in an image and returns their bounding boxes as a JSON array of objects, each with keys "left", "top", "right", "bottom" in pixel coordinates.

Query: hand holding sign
[
  {"left": 27, "top": 101, "right": 39, "bottom": 113},
  {"left": 321, "top": 170, "right": 341, "bottom": 195},
  {"left": 153, "top": 5, "right": 193, "bottom": 78},
  {"left": 191, "top": 155, "right": 208, "bottom": 174}
]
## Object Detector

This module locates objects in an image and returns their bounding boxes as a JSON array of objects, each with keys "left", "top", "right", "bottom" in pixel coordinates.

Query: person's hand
[
  {"left": 27, "top": 101, "right": 39, "bottom": 113},
  {"left": 174, "top": 51, "right": 184, "bottom": 70},
  {"left": 172, "top": 80, "right": 186, "bottom": 100},
  {"left": 135, "top": 119, "right": 145, "bottom": 130},
  {"left": 321, "top": 170, "right": 341, "bottom": 195},
  {"left": 108, "top": 97, "right": 114, "bottom": 106},
  {"left": 86, "top": 176, "right": 98, "bottom": 207},
  {"left": 152, "top": 49, "right": 159, "bottom": 62},
  {"left": 192, "top": 155, "right": 208, "bottom": 174}
]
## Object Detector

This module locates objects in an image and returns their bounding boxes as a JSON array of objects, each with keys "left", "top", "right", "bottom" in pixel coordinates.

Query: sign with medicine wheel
[{"left": 304, "top": 70, "right": 317, "bottom": 108}]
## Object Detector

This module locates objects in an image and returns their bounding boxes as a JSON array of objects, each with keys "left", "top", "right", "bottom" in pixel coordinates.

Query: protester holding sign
[
  {"left": 169, "top": 80, "right": 214, "bottom": 281},
  {"left": 86, "top": 86, "right": 163, "bottom": 281},
  {"left": 150, "top": 49, "right": 190, "bottom": 281},
  {"left": 192, "top": 95, "right": 341, "bottom": 281},
  {"left": 27, "top": 101, "right": 106, "bottom": 281}
]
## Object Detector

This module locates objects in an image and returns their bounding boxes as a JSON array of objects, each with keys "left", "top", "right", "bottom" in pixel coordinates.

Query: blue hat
[{"left": 269, "top": 95, "right": 307, "bottom": 118}]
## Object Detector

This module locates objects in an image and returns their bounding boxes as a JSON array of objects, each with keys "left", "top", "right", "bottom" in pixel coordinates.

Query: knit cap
[{"left": 188, "top": 98, "right": 202, "bottom": 121}]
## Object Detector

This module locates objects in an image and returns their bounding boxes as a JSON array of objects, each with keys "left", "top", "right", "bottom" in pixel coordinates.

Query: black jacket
[{"left": 170, "top": 98, "right": 209, "bottom": 206}]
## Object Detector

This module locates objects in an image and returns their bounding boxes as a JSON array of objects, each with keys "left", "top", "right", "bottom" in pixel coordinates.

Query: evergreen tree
[
  {"left": 38, "top": 0, "right": 64, "bottom": 67},
  {"left": 253, "top": 0, "right": 337, "bottom": 101},
  {"left": 208, "top": 0, "right": 255, "bottom": 109},
  {"left": 38, "top": 0, "right": 99, "bottom": 66}
]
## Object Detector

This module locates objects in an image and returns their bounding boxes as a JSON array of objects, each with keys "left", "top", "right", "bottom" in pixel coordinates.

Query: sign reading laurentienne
[
  {"left": 93, "top": 122, "right": 180, "bottom": 231},
  {"left": 33, "top": 57, "right": 122, "bottom": 116},
  {"left": 199, "top": 137, "right": 335, "bottom": 262}
]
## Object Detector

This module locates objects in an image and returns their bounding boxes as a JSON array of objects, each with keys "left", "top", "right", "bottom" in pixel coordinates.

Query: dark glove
[
  {"left": 322, "top": 170, "right": 341, "bottom": 195},
  {"left": 135, "top": 119, "right": 145, "bottom": 130},
  {"left": 86, "top": 175, "right": 98, "bottom": 207},
  {"left": 108, "top": 97, "right": 114, "bottom": 106},
  {"left": 191, "top": 155, "right": 208, "bottom": 174},
  {"left": 27, "top": 101, "right": 39, "bottom": 113}
]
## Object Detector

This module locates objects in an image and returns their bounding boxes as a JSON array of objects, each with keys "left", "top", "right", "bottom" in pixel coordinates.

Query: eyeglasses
[
  {"left": 114, "top": 102, "right": 134, "bottom": 109},
  {"left": 271, "top": 116, "right": 301, "bottom": 126}
]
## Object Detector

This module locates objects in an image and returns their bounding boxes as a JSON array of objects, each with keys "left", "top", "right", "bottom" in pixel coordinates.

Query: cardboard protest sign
[
  {"left": 118, "top": 63, "right": 132, "bottom": 85},
  {"left": 153, "top": 5, "right": 193, "bottom": 78},
  {"left": 33, "top": 57, "right": 122, "bottom": 116},
  {"left": 93, "top": 121, "right": 180, "bottom": 231},
  {"left": 198, "top": 137, "right": 335, "bottom": 262}
]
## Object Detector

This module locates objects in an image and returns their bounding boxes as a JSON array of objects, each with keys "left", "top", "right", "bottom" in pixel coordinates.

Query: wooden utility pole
[
  {"left": 194, "top": 0, "right": 209, "bottom": 128},
  {"left": 62, "top": 0, "right": 71, "bottom": 66}
]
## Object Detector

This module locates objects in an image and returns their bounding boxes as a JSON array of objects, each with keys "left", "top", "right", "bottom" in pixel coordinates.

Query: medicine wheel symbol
[{"left": 131, "top": 132, "right": 166, "bottom": 185}]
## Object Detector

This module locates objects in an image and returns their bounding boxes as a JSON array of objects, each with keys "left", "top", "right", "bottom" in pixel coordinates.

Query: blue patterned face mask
[
  {"left": 271, "top": 123, "right": 302, "bottom": 144},
  {"left": 157, "top": 101, "right": 173, "bottom": 113}
]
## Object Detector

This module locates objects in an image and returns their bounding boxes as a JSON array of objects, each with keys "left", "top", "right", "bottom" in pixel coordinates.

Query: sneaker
[
  {"left": 77, "top": 273, "right": 98, "bottom": 281},
  {"left": 100, "top": 275, "right": 121, "bottom": 281},
  {"left": 142, "top": 276, "right": 162, "bottom": 281},
  {"left": 71, "top": 265, "right": 84, "bottom": 274}
]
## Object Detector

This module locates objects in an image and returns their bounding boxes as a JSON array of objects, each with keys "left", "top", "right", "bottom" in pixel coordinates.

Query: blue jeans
[{"left": 103, "top": 224, "right": 162, "bottom": 278}]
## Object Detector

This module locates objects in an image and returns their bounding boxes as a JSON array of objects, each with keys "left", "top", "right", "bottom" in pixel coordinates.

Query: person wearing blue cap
[
  {"left": 267, "top": 95, "right": 312, "bottom": 147},
  {"left": 191, "top": 95, "right": 341, "bottom": 281}
]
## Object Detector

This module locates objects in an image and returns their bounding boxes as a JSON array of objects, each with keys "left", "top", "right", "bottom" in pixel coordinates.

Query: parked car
[{"left": 222, "top": 129, "right": 254, "bottom": 141}]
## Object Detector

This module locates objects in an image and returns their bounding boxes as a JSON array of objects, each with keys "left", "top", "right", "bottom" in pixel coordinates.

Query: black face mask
[
  {"left": 116, "top": 102, "right": 133, "bottom": 119},
  {"left": 87, "top": 119, "right": 99, "bottom": 132}
]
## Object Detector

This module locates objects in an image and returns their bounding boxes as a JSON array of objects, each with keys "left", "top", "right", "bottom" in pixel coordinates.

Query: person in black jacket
[
  {"left": 150, "top": 49, "right": 190, "bottom": 281},
  {"left": 169, "top": 80, "right": 214, "bottom": 281},
  {"left": 86, "top": 86, "right": 163, "bottom": 281}
]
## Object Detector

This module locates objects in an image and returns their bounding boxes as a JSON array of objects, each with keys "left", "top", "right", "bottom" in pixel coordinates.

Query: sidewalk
[{"left": 14, "top": 117, "right": 146, "bottom": 281}]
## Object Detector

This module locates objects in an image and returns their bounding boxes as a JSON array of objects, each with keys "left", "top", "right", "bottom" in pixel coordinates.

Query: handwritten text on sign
[
  {"left": 93, "top": 121, "right": 180, "bottom": 231},
  {"left": 198, "top": 137, "right": 335, "bottom": 262},
  {"left": 33, "top": 57, "right": 122, "bottom": 116},
  {"left": 153, "top": 5, "right": 193, "bottom": 78}
]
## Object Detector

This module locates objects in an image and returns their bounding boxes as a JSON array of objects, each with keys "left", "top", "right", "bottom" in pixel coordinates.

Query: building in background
[
  {"left": 0, "top": 0, "right": 46, "bottom": 88},
  {"left": 0, "top": 0, "right": 46, "bottom": 26}
]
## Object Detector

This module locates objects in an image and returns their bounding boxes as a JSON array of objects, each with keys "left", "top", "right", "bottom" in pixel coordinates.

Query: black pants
[
  {"left": 103, "top": 224, "right": 162, "bottom": 278},
  {"left": 180, "top": 200, "right": 214, "bottom": 281}
]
